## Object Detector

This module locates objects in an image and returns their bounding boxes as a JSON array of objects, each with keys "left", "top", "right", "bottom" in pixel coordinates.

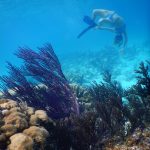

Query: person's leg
[
  {"left": 92, "top": 9, "right": 98, "bottom": 20},
  {"left": 92, "top": 9, "right": 103, "bottom": 20}
]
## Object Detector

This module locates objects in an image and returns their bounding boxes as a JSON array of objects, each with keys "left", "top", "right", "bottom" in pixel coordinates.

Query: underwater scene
[{"left": 0, "top": 0, "right": 150, "bottom": 149}]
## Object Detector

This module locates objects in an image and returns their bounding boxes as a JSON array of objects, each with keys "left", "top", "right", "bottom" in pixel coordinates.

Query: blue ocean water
[{"left": 0, "top": 0, "right": 149, "bottom": 88}]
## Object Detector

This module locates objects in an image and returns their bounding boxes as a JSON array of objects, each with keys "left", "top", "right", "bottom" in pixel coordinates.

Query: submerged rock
[
  {"left": 0, "top": 98, "right": 150, "bottom": 150},
  {"left": 29, "top": 114, "right": 40, "bottom": 126},
  {"left": 3, "top": 110, "right": 29, "bottom": 131},
  {"left": 23, "top": 126, "right": 49, "bottom": 148},
  {"left": 35, "top": 110, "right": 49, "bottom": 122},
  {"left": 8, "top": 133, "right": 34, "bottom": 150},
  {"left": 1, "top": 124, "right": 17, "bottom": 137},
  {"left": 105, "top": 126, "right": 150, "bottom": 150},
  {"left": 0, "top": 99, "right": 17, "bottom": 109},
  {"left": 27, "top": 107, "right": 35, "bottom": 116},
  {"left": 29, "top": 110, "right": 53, "bottom": 126},
  {"left": 0, "top": 99, "right": 51, "bottom": 150},
  {"left": 0, "top": 133, "right": 6, "bottom": 142}
]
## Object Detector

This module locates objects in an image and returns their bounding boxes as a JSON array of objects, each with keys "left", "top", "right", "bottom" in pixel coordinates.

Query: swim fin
[
  {"left": 83, "top": 16, "right": 96, "bottom": 26},
  {"left": 77, "top": 25, "right": 95, "bottom": 39},
  {"left": 77, "top": 16, "right": 97, "bottom": 39}
]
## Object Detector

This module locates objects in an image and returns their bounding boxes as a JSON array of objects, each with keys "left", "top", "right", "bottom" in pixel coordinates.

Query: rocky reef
[
  {"left": 105, "top": 127, "right": 150, "bottom": 150},
  {"left": 0, "top": 99, "right": 150, "bottom": 150},
  {"left": 0, "top": 44, "right": 150, "bottom": 149}
]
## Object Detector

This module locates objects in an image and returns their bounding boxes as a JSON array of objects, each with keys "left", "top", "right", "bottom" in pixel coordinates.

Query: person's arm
[
  {"left": 123, "top": 31, "right": 128, "bottom": 48},
  {"left": 92, "top": 9, "right": 98, "bottom": 20},
  {"left": 119, "top": 31, "right": 128, "bottom": 54}
]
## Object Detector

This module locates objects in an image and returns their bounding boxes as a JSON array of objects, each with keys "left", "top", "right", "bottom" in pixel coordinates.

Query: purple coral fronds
[{"left": 1, "top": 44, "right": 79, "bottom": 118}]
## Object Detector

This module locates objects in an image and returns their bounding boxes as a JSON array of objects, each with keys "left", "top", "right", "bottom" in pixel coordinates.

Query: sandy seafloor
[{"left": 62, "top": 43, "right": 150, "bottom": 89}]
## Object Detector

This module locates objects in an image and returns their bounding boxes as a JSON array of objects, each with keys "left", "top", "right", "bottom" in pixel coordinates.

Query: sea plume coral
[
  {"left": 134, "top": 61, "right": 150, "bottom": 97},
  {"left": 125, "top": 61, "right": 150, "bottom": 126},
  {"left": 0, "top": 44, "right": 79, "bottom": 118},
  {"left": 89, "top": 71, "right": 125, "bottom": 135}
]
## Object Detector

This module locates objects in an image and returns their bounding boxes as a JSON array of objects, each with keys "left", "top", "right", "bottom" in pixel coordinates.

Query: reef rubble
[{"left": 105, "top": 127, "right": 150, "bottom": 150}]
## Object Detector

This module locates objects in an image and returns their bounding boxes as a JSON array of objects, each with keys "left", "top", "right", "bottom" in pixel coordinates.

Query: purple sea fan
[{"left": 0, "top": 44, "right": 79, "bottom": 118}]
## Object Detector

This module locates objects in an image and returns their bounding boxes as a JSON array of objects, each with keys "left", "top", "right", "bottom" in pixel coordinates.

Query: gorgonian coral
[
  {"left": 0, "top": 44, "right": 79, "bottom": 118},
  {"left": 125, "top": 61, "right": 150, "bottom": 125},
  {"left": 88, "top": 71, "right": 125, "bottom": 135}
]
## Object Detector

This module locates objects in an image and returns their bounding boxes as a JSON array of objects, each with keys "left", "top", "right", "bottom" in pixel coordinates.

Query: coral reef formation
[
  {"left": 49, "top": 62, "right": 150, "bottom": 150},
  {"left": 105, "top": 127, "right": 150, "bottom": 150},
  {"left": 0, "top": 99, "right": 51, "bottom": 150},
  {"left": 8, "top": 133, "right": 34, "bottom": 150},
  {"left": 0, "top": 43, "right": 150, "bottom": 149},
  {"left": 0, "top": 98, "right": 150, "bottom": 150}
]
